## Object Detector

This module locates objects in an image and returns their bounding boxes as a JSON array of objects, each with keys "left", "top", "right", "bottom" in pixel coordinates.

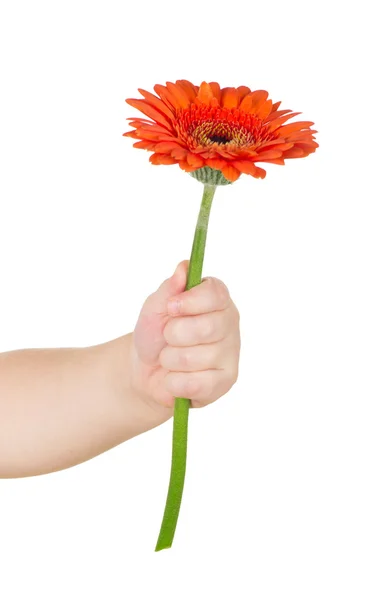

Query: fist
[{"left": 131, "top": 260, "right": 241, "bottom": 409}]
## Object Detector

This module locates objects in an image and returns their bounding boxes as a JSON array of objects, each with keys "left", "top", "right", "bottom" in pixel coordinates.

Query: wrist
[
  {"left": 128, "top": 332, "right": 174, "bottom": 422},
  {"left": 107, "top": 333, "right": 173, "bottom": 435}
]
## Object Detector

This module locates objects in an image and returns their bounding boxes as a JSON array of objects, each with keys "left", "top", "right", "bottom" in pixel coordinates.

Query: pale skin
[{"left": 0, "top": 260, "right": 240, "bottom": 478}]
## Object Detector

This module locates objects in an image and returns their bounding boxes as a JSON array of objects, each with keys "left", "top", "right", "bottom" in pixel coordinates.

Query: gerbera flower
[
  {"left": 124, "top": 80, "right": 318, "bottom": 552},
  {"left": 124, "top": 80, "right": 318, "bottom": 183}
]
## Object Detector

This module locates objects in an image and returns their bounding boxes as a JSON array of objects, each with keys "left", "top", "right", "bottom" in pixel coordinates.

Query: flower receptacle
[{"left": 190, "top": 166, "right": 232, "bottom": 186}]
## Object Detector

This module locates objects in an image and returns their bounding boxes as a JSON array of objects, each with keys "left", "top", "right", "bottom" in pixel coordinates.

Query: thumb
[
  {"left": 149, "top": 259, "right": 189, "bottom": 313},
  {"left": 133, "top": 260, "right": 189, "bottom": 365}
]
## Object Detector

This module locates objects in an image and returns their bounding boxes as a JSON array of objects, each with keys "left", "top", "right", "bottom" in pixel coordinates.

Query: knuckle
[
  {"left": 212, "top": 278, "right": 230, "bottom": 306},
  {"left": 215, "top": 378, "right": 228, "bottom": 399},
  {"left": 166, "top": 373, "right": 179, "bottom": 395},
  {"left": 231, "top": 302, "right": 240, "bottom": 323},
  {"left": 178, "top": 348, "right": 190, "bottom": 369},
  {"left": 202, "top": 374, "right": 215, "bottom": 400},
  {"left": 225, "top": 369, "right": 236, "bottom": 388},
  {"left": 194, "top": 376, "right": 203, "bottom": 396},
  {"left": 201, "top": 317, "right": 214, "bottom": 340},
  {"left": 209, "top": 343, "right": 220, "bottom": 366},
  {"left": 164, "top": 319, "right": 182, "bottom": 345},
  {"left": 159, "top": 346, "right": 169, "bottom": 368},
  {"left": 186, "top": 375, "right": 199, "bottom": 397},
  {"left": 165, "top": 373, "right": 176, "bottom": 395},
  {"left": 212, "top": 375, "right": 223, "bottom": 396},
  {"left": 191, "top": 398, "right": 204, "bottom": 409},
  {"left": 228, "top": 364, "right": 239, "bottom": 387},
  {"left": 163, "top": 321, "right": 173, "bottom": 344}
]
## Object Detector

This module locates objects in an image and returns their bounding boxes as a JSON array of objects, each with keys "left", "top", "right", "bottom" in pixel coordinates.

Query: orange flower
[{"left": 124, "top": 80, "right": 318, "bottom": 183}]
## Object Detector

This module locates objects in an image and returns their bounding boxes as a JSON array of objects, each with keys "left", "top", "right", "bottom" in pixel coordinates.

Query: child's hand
[{"left": 130, "top": 260, "right": 240, "bottom": 411}]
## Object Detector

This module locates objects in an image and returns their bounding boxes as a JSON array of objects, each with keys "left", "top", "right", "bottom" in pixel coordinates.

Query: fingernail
[
  {"left": 167, "top": 298, "right": 181, "bottom": 315},
  {"left": 172, "top": 262, "right": 182, "bottom": 277}
]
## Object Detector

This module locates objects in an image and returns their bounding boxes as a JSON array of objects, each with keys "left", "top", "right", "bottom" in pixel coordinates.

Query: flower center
[
  {"left": 191, "top": 119, "right": 254, "bottom": 148},
  {"left": 175, "top": 105, "right": 264, "bottom": 152},
  {"left": 209, "top": 133, "right": 231, "bottom": 145}
]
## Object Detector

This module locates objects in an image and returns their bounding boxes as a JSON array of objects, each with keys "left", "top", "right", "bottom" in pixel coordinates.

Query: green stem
[{"left": 155, "top": 183, "right": 216, "bottom": 552}]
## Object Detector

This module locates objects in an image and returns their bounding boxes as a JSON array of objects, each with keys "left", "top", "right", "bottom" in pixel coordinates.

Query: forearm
[{"left": 0, "top": 334, "right": 172, "bottom": 478}]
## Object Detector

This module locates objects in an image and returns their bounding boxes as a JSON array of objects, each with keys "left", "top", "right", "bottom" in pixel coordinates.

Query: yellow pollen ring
[{"left": 192, "top": 119, "right": 252, "bottom": 147}]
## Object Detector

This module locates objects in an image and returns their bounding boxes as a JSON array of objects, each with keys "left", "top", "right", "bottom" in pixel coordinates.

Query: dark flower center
[{"left": 208, "top": 134, "right": 232, "bottom": 145}]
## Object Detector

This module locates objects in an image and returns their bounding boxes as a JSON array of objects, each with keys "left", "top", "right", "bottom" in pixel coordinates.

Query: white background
[{"left": 0, "top": 1, "right": 390, "bottom": 598}]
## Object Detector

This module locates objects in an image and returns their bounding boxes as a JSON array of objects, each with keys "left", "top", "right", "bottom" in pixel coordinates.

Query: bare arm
[
  {"left": 0, "top": 261, "right": 240, "bottom": 479},
  {"left": 0, "top": 335, "right": 172, "bottom": 478}
]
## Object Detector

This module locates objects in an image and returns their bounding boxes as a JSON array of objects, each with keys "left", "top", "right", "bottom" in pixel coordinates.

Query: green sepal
[{"left": 190, "top": 166, "right": 232, "bottom": 186}]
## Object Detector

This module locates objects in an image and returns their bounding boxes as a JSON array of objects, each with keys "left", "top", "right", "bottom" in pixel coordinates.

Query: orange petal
[
  {"left": 258, "top": 142, "right": 294, "bottom": 152},
  {"left": 294, "top": 140, "right": 319, "bottom": 149},
  {"left": 256, "top": 98, "right": 273, "bottom": 120},
  {"left": 221, "top": 87, "right": 239, "bottom": 109},
  {"left": 236, "top": 86, "right": 251, "bottom": 102},
  {"left": 286, "top": 131, "right": 318, "bottom": 142},
  {"left": 276, "top": 121, "right": 315, "bottom": 136},
  {"left": 206, "top": 157, "right": 227, "bottom": 170},
  {"left": 252, "top": 90, "right": 269, "bottom": 102},
  {"left": 265, "top": 109, "right": 294, "bottom": 122},
  {"left": 187, "top": 152, "right": 204, "bottom": 168},
  {"left": 265, "top": 108, "right": 301, "bottom": 123},
  {"left": 267, "top": 112, "right": 301, "bottom": 131},
  {"left": 260, "top": 158, "right": 285, "bottom": 165},
  {"left": 239, "top": 94, "right": 253, "bottom": 112},
  {"left": 253, "top": 166, "right": 267, "bottom": 178},
  {"left": 153, "top": 84, "right": 178, "bottom": 111},
  {"left": 149, "top": 153, "right": 160, "bottom": 165},
  {"left": 134, "top": 130, "right": 175, "bottom": 142},
  {"left": 208, "top": 82, "right": 221, "bottom": 102},
  {"left": 293, "top": 142, "right": 318, "bottom": 154},
  {"left": 232, "top": 160, "right": 257, "bottom": 176},
  {"left": 125, "top": 98, "right": 172, "bottom": 130},
  {"left": 248, "top": 90, "right": 268, "bottom": 114},
  {"left": 214, "top": 148, "right": 238, "bottom": 159},
  {"left": 175, "top": 80, "right": 197, "bottom": 102},
  {"left": 178, "top": 160, "right": 188, "bottom": 170},
  {"left": 179, "top": 160, "right": 198, "bottom": 172},
  {"left": 254, "top": 149, "right": 283, "bottom": 160},
  {"left": 159, "top": 155, "right": 177, "bottom": 165},
  {"left": 154, "top": 141, "right": 184, "bottom": 153},
  {"left": 135, "top": 123, "right": 171, "bottom": 133},
  {"left": 137, "top": 89, "right": 175, "bottom": 122},
  {"left": 221, "top": 164, "right": 241, "bottom": 182},
  {"left": 123, "top": 131, "right": 139, "bottom": 138},
  {"left": 257, "top": 138, "right": 291, "bottom": 150},
  {"left": 149, "top": 153, "right": 176, "bottom": 165},
  {"left": 126, "top": 118, "right": 155, "bottom": 127},
  {"left": 271, "top": 101, "right": 281, "bottom": 111},
  {"left": 171, "top": 147, "right": 188, "bottom": 159},
  {"left": 135, "top": 124, "right": 173, "bottom": 135},
  {"left": 283, "top": 147, "right": 305, "bottom": 158},
  {"left": 166, "top": 81, "right": 192, "bottom": 109},
  {"left": 133, "top": 140, "right": 156, "bottom": 150},
  {"left": 198, "top": 82, "right": 214, "bottom": 105}
]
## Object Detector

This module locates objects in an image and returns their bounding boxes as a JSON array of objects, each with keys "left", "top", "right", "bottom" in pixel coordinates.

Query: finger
[
  {"left": 164, "top": 369, "right": 231, "bottom": 406},
  {"left": 163, "top": 310, "right": 230, "bottom": 347},
  {"left": 133, "top": 260, "right": 189, "bottom": 365},
  {"left": 150, "top": 260, "right": 189, "bottom": 314},
  {"left": 159, "top": 342, "right": 223, "bottom": 372},
  {"left": 167, "top": 277, "right": 230, "bottom": 317}
]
